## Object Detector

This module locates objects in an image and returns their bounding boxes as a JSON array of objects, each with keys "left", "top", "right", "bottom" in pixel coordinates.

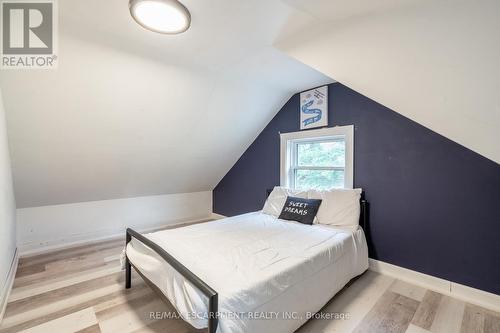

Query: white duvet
[{"left": 126, "top": 212, "right": 368, "bottom": 333}]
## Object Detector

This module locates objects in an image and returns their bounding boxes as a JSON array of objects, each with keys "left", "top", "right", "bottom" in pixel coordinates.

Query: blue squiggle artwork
[
  {"left": 300, "top": 86, "right": 328, "bottom": 129},
  {"left": 301, "top": 100, "right": 322, "bottom": 126}
]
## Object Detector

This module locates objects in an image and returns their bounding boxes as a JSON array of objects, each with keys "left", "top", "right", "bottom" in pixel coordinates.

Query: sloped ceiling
[
  {"left": 4, "top": 0, "right": 498, "bottom": 208},
  {"left": 0, "top": 0, "right": 331, "bottom": 208},
  {"left": 277, "top": 0, "right": 500, "bottom": 164}
]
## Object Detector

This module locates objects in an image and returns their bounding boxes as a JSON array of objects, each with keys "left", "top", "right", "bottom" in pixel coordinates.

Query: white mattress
[{"left": 126, "top": 211, "right": 368, "bottom": 333}]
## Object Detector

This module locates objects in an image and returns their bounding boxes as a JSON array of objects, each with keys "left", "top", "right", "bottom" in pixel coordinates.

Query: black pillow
[{"left": 278, "top": 196, "right": 322, "bottom": 225}]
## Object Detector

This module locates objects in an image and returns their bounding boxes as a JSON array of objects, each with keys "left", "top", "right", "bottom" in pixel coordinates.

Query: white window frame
[{"left": 280, "top": 125, "right": 354, "bottom": 189}]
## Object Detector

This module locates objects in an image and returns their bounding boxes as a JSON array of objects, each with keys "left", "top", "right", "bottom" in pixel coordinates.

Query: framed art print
[{"left": 300, "top": 86, "right": 328, "bottom": 130}]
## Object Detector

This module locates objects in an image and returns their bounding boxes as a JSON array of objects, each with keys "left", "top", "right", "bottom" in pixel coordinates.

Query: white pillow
[
  {"left": 262, "top": 186, "right": 308, "bottom": 217},
  {"left": 308, "top": 188, "right": 362, "bottom": 227}
]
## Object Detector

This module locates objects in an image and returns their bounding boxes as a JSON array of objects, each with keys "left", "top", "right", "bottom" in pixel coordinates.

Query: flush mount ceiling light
[{"left": 129, "top": 0, "right": 191, "bottom": 34}]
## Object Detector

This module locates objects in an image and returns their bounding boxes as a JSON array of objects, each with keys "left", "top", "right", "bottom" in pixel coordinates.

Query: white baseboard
[
  {"left": 0, "top": 248, "right": 19, "bottom": 323},
  {"left": 211, "top": 213, "right": 227, "bottom": 220},
  {"left": 369, "top": 259, "right": 500, "bottom": 312},
  {"left": 19, "top": 215, "right": 212, "bottom": 258}
]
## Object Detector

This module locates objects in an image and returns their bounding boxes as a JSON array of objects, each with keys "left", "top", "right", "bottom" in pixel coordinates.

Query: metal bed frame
[{"left": 125, "top": 190, "right": 368, "bottom": 333}]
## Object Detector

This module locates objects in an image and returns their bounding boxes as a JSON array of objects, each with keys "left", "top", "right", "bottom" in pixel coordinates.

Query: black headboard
[{"left": 265, "top": 189, "right": 368, "bottom": 231}]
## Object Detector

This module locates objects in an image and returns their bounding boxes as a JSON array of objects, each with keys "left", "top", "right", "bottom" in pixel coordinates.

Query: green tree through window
[{"left": 293, "top": 140, "right": 345, "bottom": 190}]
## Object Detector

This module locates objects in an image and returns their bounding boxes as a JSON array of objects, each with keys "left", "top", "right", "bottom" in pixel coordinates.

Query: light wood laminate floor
[{"left": 1, "top": 230, "right": 499, "bottom": 333}]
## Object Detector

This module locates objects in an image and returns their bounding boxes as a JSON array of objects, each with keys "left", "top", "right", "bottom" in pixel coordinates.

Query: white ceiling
[
  {"left": 282, "top": 0, "right": 424, "bottom": 22},
  {"left": 0, "top": 0, "right": 331, "bottom": 208},
  {"left": 277, "top": 0, "right": 500, "bottom": 164},
  {"left": 3, "top": 0, "right": 497, "bottom": 208}
]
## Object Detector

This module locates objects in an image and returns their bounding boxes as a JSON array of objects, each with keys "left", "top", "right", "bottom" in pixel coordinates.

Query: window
[{"left": 280, "top": 126, "right": 353, "bottom": 190}]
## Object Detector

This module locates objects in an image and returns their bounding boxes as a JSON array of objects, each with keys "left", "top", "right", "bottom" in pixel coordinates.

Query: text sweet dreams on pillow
[{"left": 283, "top": 200, "right": 311, "bottom": 215}]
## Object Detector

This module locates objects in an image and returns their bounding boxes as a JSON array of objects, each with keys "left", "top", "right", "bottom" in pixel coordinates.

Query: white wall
[
  {"left": 0, "top": 89, "right": 17, "bottom": 307},
  {"left": 278, "top": 0, "right": 500, "bottom": 164},
  {"left": 17, "top": 191, "right": 212, "bottom": 255}
]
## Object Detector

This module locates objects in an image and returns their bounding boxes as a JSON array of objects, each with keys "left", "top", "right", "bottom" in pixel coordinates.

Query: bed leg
[
  {"left": 125, "top": 231, "right": 132, "bottom": 289},
  {"left": 208, "top": 293, "right": 218, "bottom": 333},
  {"left": 125, "top": 259, "right": 131, "bottom": 289}
]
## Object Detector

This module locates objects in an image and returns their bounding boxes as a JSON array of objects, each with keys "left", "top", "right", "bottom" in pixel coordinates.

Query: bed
[{"left": 125, "top": 191, "right": 369, "bottom": 333}]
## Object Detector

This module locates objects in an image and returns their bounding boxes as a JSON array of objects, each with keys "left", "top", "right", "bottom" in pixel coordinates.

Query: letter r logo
[{"left": 2, "top": 2, "right": 53, "bottom": 54}]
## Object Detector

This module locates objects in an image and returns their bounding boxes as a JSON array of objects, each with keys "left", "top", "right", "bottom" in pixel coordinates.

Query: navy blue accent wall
[{"left": 213, "top": 82, "right": 500, "bottom": 295}]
